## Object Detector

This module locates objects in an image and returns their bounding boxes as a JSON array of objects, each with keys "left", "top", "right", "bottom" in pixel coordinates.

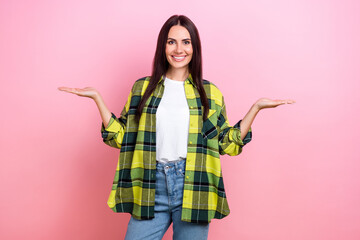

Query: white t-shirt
[{"left": 156, "top": 76, "right": 190, "bottom": 162}]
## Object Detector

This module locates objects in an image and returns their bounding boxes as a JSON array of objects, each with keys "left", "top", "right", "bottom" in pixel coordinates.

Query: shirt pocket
[{"left": 201, "top": 109, "right": 218, "bottom": 139}]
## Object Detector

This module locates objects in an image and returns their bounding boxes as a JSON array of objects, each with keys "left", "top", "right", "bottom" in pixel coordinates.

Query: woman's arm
[
  {"left": 58, "top": 87, "right": 112, "bottom": 127},
  {"left": 240, "top": 98, "right": 295, "bottom": 140}
]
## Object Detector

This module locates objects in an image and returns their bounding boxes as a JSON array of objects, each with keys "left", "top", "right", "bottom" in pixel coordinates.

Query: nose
[{"left": 175, "top": 43, "right": 183, "bottom": 54}]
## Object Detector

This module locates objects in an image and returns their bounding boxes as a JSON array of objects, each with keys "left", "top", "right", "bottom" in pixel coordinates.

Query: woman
[{"left": 59, "top": 15, "right": 294, "bottom": 240}]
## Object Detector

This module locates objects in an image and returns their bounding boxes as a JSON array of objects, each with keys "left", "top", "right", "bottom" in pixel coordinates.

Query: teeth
[{"left": 173, "top": 56, "right": 185, "bottom": 59}]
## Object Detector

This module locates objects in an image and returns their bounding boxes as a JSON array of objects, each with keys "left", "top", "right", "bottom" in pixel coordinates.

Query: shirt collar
[{"left": 158, "top": 73, "right": 196, "bottom": 87}]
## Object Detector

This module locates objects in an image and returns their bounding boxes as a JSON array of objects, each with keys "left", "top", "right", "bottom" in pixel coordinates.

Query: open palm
[
  {"left": 58, "top": 87, "right": 99, "bottom": 99},
  {"left": 255, "top": 98, "right": 295, "bottom": 110}
]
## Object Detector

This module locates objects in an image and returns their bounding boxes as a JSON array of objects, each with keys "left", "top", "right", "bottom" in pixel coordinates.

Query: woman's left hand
[{"left": 254, "top": 98, "right": 296, "bottom": 111}]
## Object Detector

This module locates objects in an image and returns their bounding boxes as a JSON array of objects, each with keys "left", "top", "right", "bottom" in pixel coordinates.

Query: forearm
[
  {"left": 240, "top": 104, "right": 259, "bottom": 141},
  {"left": 93, "top": 94, "right": 112, "bottom": 128}
]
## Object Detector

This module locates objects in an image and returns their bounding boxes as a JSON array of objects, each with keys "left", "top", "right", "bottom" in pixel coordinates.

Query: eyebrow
[{"left": 167, "top": 38, "right": 191, "bottom": 41}]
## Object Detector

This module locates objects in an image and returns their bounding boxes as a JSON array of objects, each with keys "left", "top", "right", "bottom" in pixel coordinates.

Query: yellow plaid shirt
[{"left": 101, "top": 74, "right": 252, "bottom": 223}]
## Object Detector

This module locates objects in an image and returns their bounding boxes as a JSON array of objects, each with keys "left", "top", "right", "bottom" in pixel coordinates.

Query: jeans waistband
[{"left": 156, "top": 158, "right": 186, "bottom": 172}]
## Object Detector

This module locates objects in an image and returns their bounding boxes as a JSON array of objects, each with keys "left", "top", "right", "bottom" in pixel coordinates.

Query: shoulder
[
  {"left": 133, "top": 76, "right": 150, "bottom": 86},
  {"left": 130, "top": 76, "right": 151, "bottom": 95},
  {"left": 202, "top": 79, "right": 222, "bottom": 94},
  {"left": 135, "top": 76, "right": 150, "bottom": 83},
  {"left": 202, "top": 79, "right": 224, "bottom": 105}
]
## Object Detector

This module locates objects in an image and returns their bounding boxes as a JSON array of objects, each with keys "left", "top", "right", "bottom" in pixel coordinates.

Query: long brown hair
[{"left": 135, "top": 15, "right": 209, "bottom": 122}]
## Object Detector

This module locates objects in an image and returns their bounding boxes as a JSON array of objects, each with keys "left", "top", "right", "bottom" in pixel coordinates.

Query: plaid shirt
[{"left": 101, "top": 74, "right": 252, "bottom": 223}]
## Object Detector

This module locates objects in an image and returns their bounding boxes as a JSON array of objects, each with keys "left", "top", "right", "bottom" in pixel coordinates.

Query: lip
[{"left": 171, "top": 55, "right": 186, "bottom": 62}]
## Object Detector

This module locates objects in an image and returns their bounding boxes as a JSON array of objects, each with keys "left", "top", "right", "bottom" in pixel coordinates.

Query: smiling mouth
[{"left": 172, "top": 55, "right": 186, "bottom": 62}]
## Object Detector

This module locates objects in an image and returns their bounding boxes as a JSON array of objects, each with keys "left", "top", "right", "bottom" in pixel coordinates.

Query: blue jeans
[{"left": 124, "top": 159, "right": 210, "bottom": 240}]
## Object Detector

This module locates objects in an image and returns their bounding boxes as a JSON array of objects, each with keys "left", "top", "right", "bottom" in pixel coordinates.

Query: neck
[{"left": 165, "top": 67, "right": 189, "bottom": 82}]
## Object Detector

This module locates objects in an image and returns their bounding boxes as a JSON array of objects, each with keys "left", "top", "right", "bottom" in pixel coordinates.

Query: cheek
[
  {"left": 165, "top": 45, "right": 173, "bottom": 55},
  {"left": 186, "top": 46, "right": 193, "bottom": 55},
  {"left": 165, "top": 47, "right": 170, "bottom": 55}
]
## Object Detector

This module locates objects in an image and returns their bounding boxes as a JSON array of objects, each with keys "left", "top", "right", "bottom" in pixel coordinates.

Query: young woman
[{"left": 59, "top": 15, "right": 294, "bottom": 240}]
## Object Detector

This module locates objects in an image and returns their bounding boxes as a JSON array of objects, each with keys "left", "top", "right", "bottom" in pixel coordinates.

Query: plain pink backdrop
[{"left": 1, "top": 0, "right": 359, "bottom": 239}]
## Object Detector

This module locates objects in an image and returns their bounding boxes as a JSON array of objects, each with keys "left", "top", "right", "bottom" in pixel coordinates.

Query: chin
[{"left": 170, "top": 61, "right": 190, "bottom": 68}]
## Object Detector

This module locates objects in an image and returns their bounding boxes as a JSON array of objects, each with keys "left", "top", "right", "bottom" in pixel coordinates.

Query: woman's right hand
[{"left": 58, "top": 87, "right": 99, "bottom": 99}]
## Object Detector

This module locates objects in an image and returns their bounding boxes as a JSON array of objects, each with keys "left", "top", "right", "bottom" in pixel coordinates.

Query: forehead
[{"left": 168, "top": 25, "right": 191, "bottom": 39}]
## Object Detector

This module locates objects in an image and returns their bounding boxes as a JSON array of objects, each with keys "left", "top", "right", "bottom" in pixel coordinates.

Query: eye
[
  {"left": 184, "top": 40, "right": 191, "bottom": 45},
  {"left": 167, "top": 40, "right": 175, "bottom": 45}
]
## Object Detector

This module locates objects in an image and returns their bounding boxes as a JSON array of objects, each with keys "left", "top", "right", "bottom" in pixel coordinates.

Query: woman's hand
[
  {"left": 57, "top": 87, "right": 99, "bottom": 99},
  {"left": 254, "top": 98, "right": 296, "bottom": 111},
  {"left": 58, "top": 86, "right": 111, "bottom": 127},
  {"left": 239, "top": 98, "right": 295, "bottom": 141}
]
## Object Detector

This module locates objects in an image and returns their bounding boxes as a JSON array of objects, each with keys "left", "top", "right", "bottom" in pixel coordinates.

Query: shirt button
[
  {"left": 186, "top": 176, "right": 189, "bottom": 179},
  {"left": 189, "top": 141, "right": 192, "bottom": 144}
]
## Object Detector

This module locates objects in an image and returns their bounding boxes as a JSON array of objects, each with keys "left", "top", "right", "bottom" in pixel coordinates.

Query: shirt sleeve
[
  {"left": 101, "top": 88, "right": 133, "bottom": 149},
  {"left": 217, "top": 95, "right": 252, "bottom": 156}
]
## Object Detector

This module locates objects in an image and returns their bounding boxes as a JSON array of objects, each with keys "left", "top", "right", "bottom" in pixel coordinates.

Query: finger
[
  {"left": 286, "top": 99, "right": 296, "bottom": 104},
  {"left": 68, "top": 88, "right": 77, "bottom": 94},
  {"left": 58, "top": 87, "right": 74, "bottom": 93},
  {"left": 58, "top": 87, "right": 80, "bottom": 95},
  {"left": 58, "top": 87, "right": 71, "bottom": 91},
  {"left": 277, "top": 99, "right": 295, "bottom": 105}
]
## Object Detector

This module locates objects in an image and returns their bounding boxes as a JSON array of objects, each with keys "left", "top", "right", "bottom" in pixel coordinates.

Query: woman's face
[{"left": 165, "top": 25, "right": 193, "bottom": 71}]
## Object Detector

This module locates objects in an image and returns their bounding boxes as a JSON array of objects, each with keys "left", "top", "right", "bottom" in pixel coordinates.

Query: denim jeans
[{"left": 124, "top": 158, "right": 210, "bottom": 240}]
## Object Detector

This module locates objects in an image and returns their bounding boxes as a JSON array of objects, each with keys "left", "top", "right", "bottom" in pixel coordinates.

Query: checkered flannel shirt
[{"left": 101, "top": 74, "right": 252, "bottom": 223}]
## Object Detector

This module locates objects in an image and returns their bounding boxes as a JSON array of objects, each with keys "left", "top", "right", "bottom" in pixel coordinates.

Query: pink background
[{"left": 1, "top": 0, "right": 359, "bottom": 239}]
